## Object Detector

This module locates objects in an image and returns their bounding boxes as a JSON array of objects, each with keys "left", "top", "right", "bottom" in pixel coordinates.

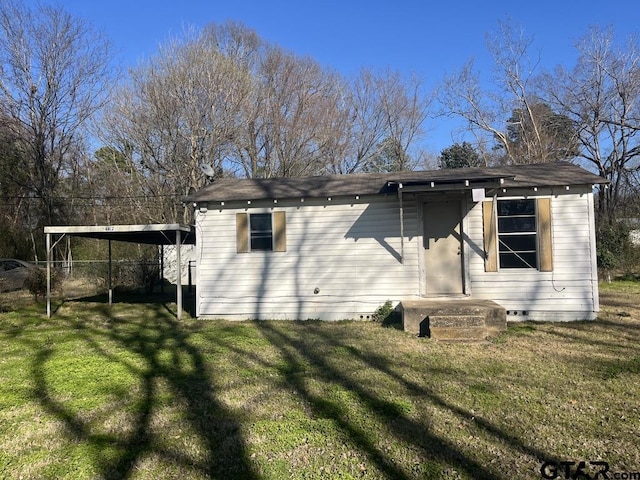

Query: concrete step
[
  {"left": 429, "top": 326, "right": 488, "bottom": 342},
  {"left": 400, "top": 299, "right": 507, "bottom": 341},
  {"left": 428, "top": 314, "right": 485, "bottom": 328}
]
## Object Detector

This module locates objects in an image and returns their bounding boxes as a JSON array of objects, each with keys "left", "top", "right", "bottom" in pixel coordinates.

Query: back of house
[{"left": 184, "top": 161, "right": 607, "bottom": 323}]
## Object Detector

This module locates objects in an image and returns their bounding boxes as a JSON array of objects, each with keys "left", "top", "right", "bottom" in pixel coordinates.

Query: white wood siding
[
  {"left": 196, "top": 189, "right": 600, "bottom": 321},
  {"left": 464, "top": 190, "right": 599, "bottom": 320},
  {"left": 196, "top": 196, "right": 420, "bottom": 320}
]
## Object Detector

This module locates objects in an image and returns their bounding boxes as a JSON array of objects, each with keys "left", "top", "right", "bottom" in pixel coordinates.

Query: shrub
[
  {"left": 132, "top": 260, "right": 159, "bottom": 293},
  {"left": 372, "top": 300, "right": 399, "bottom": 325},
  {"left": 24, "top": 267, "right": 58, "bottom": 301},
  {"left": 597, "top": 222, "right": 640, "bottom": 281}
]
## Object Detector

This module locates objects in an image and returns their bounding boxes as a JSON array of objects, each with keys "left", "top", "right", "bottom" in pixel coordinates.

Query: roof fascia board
[
  {"left": 391, "top": 178, "right": 507, "bottom": 193},
  {"left": 44, "top": 224, "right": 192, "bottom": 235},
  {"left": 43, "top": 224, "right": 195, "bottom": 245}
]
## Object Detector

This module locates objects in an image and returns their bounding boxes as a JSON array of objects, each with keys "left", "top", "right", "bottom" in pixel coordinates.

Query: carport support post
[
  {"left": 160, "top": 244, "right": 164, "bottom": 294},
  {"left": 176, "top": 230, "right": 182, "bottom": 320},
  {"left": 398, "top": 182, "right": 405, "bottom": 264},
  {"left": 108, "top": 240, "right": 113, "bottom": 305},
  {"left": 46, "top": 232, "right": 51, "bottom": 318}
]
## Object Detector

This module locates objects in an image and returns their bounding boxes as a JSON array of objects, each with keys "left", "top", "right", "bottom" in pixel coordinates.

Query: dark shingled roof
[{"left": 184, "top": 161, "right": 607, "bottom": 203}]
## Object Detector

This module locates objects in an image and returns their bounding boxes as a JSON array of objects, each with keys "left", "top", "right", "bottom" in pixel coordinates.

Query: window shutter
[
  {"left": 236, "top": 213, "right": 249, "bottom": 253},
  {"left": 482, "top": 200, "right": 498, "bottom": 272},
  {"left": 273, "top": 211, "right": 286, "bottom": 252},
  {"left": 537, "top": 198, "right": 553, "bottom": 272}
]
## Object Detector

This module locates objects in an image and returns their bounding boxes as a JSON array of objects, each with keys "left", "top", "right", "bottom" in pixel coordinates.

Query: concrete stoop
[{"left": 400, "top": 299, "right": 507, "bottom": 341}]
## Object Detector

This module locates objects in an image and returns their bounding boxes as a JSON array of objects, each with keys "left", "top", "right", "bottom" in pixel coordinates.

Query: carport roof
[{"left": 43, "top": 224, "right": 195, "bottom": 245}]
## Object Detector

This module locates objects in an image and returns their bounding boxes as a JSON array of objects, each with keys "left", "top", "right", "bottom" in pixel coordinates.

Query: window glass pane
[
  {"left": 497, "top": 199, "right": 535, "bottom": 216},
  {"left": 499, "top": 252, "right": 538, "bottom": 269},
  {"left": 498, "top": 235, "right": 537, "bottom": 252},
  {"left": 251, "top": 236, "right": 273, "bottom": 251},
  {"left": 497, "top": 199, "right": 538, "bottom": 269},
  {"left": 250, "top": 213, "right": 273, "bottom": 251},
  {"left": 250, "top": 214, "right": 272, "bottom": 232},
  {"left": 498, "top": 217, "right": 536, "bottom": 233}
]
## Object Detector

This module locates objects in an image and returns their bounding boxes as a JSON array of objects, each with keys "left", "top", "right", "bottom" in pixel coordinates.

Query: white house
[{"left": 185, "top": 162, "right": 607, "bottom": 326}]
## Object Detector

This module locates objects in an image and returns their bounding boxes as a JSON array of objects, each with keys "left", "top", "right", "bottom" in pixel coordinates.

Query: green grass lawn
[{"left": 1, "top": 284, "right": 639, "bottom": 479}]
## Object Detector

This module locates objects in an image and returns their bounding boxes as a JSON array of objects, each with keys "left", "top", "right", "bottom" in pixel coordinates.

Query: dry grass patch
[{"left": 0, "top": 283, "right": 639, "bottom": 479}]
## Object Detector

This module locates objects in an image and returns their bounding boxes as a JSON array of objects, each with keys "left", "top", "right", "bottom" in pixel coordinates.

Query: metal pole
[
  {"left": 398, "top": 183, "right": 405, "bottom": 264},
  {"left": 108, "top": 240, "right": 113, "bottom": 305},
  {"left": 176, "top": 231, "right": 182, "bottom": 320},
  {"left": 46, "top": 233, "right": 51, "bottom": 318},
  {"left": 160, "top": 244, "right": 164, "bottom": 294}
]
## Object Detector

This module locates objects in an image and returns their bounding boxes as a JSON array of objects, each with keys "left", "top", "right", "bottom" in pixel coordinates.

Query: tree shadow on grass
[
  {"left": 67, "top": 285, "right": 196, "bottom": 318},
  {"left": 542, "top": 318, "right": 640, "bottom": 352},
  {"left": 536, "top": 318, "right": 640, "bottom": 381},
  {"left": 14, "top": 305, "right": 570, "bottom": 479},
  {"left": 28, "top": 303, "right": 258, "bottom": 480},
  {"left": 254, "top": 321, "right": 558, "bottom": 480}
]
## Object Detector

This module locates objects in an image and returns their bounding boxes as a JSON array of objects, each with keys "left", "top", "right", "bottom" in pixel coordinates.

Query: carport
[{"left": 44, "top": 224, "right": 195, "bottom": 320}]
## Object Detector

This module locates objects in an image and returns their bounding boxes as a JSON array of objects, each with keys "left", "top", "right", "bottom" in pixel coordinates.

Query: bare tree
[
  {"left": 381, "top": 71, "right": 429, "bottom": 171},
  {"left": 230, "top": 47, "right": 429, "bottom": 177},
  {"left": 439, "top": 19, "right": 575, "bottom": 165},
  {"left": 100, "top": 23, "right": 254, "bottom": 222},
  {"left": 439, "top": 58, "right": 503, "bottom": 160},
  {"left": 0, "top": 116, "right": 32, "bottom": 258},
  {"left": 231, "top": 45, "right": 347, "bottom": 178},
  {"left": 331, "top": 68, "right": 429, "bottom": 173},
  {"left": 0, "top": 1, "right": 113, "bottom": 231},
  {"left": 100, "top": 20, "right": 431, "bottom": 218},
  {"left": 541, "top": 26, "right": 640, "bottom": 224}
]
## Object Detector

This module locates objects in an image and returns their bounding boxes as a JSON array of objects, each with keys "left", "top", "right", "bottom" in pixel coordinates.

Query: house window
[
  {"left": 250, "top": 213, "right": 273, "bottom": 251},
  {"left": 482, "top": 197, "right": 553, "bottom": 272},
  {"left": 236, "top": 211, "right": 286, "bottom": 253},
  {"left": 497, "top": 199, "right": 537, "bottom": 269}
]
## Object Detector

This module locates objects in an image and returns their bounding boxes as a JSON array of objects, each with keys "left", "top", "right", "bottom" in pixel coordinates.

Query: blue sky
[{"left": 26, "top": 0, "right": 640, "bottom": 153}]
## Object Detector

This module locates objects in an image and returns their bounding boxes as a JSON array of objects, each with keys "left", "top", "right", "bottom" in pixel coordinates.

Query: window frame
[
  {"left": 482, "top": 197, "right": 553, "bottom": 272},
  {"left": 496, "top": 199, "right": 538, "bottom": 269},
  {"left": 249, "top": 213, "right": 273, "bottom": 251},
  {"left": 236, "top": 211, "right": 286, "bottom": 253}
]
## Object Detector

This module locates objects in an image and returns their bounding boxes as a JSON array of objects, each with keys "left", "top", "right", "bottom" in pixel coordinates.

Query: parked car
[{"left": 0, "top": 259, "right": 38, "bottom": 292}]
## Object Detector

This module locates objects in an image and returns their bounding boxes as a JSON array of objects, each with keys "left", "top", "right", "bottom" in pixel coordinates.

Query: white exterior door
[{"left": 423, "top": 200, "right": 464, "bottom": 295}]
